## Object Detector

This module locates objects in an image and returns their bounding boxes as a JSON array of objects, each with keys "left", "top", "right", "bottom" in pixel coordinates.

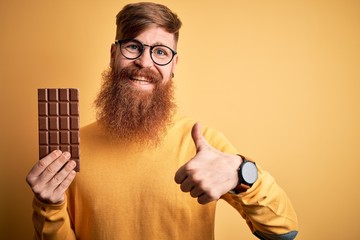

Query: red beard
[{"left": 94, "top": 66, "right": 176, "bottom": 146}]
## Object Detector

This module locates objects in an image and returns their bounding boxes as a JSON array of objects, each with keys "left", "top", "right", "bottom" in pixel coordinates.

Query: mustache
[{"left": 115, "top": 66, "right": 162, "bottom": 84}]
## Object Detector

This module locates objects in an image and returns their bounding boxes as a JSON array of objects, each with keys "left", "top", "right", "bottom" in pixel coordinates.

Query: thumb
[{"left": 191, "top": 122, "right": 209, "bottom": 153}]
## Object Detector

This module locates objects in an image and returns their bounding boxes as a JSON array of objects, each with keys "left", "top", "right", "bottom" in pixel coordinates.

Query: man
[{"left": 26, "top": 2, "right": 298, "bottom": 239}]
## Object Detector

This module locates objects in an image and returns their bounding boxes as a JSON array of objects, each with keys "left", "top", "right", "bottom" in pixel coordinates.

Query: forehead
[{"left": 134, "top": 25, "right": 176, "bottom": 48}]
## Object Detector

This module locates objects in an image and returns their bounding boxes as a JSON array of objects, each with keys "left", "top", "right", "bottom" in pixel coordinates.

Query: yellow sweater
[{"left": 32, "top": 114, "right": 298, "bottom": 239}]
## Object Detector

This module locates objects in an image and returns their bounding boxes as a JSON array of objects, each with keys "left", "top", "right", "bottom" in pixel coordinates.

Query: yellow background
[{"left": 1, "top": 0, "right": 359, "bottom": 239}]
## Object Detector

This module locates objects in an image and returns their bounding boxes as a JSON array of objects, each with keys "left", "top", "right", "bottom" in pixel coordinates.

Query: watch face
[{"left": 242, "top": 162, "right": 258, "bottom": 184}]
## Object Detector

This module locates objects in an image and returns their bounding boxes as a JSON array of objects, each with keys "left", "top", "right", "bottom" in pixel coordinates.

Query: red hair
[{"left": 115, "top": 2, "right": 182, "bottom": 43}]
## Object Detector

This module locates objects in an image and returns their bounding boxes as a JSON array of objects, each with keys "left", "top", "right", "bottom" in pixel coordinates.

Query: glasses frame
[{"left": 115, "top": 39, "right": 177, "bottom": 66}]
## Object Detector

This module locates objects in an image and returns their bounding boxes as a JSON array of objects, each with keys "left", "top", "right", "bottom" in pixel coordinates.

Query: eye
[
  {"left": 156, "top": 49, "right": 166, "bottom": 55},
  {"left": 123, "top": 42, "right": 142, "bottom": 53},
  {"left": 128, "top": 45, "right": 139, "bottom": 50},
  {"left": 153, "top": 46, "right": 170, "bottom": 58}
]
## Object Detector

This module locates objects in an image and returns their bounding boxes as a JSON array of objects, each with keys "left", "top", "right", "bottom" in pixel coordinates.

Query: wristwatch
[{"left": 230, "top": 155, "right": 258, "bottom": 194}]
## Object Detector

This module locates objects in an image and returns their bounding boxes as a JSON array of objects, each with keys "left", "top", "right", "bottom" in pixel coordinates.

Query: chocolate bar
[{"left": 38, "top": 88, "right": 80, "bottom": 171}]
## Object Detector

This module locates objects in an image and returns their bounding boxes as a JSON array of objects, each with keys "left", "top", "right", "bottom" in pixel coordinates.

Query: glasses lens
[
  {"left": 151, "top": 46, "right": 174, "bottom": 65},
  {"left": 120, "top": 40, "right": 143, "bottom": 59}
]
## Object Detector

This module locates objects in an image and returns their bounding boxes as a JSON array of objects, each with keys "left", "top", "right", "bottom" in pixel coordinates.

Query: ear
[
  {"left": 171, "top": 55, "right": 179, "bottom": 75},
  {"left": 110, "top": 44, "right": 117, "bottom": 67}
]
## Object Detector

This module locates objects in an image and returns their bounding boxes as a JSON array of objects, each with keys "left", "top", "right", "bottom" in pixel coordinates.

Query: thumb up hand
[
  {"left": 191, "top": 122, "right": 210, "bottom": 153},
  {"left": 174, "top": 123, "right": 242, "bottom": 204}
]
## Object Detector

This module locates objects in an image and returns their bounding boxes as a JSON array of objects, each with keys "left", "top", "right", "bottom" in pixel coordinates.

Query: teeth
[
  {"left": 129, "top": 76, "right": 152, "bottom": 86},
  {"left": 135, "top": 80, "right": 149, "bottom": 85},
  {"left": 131, "top": 76, "right": 149, "bottom": 82}
]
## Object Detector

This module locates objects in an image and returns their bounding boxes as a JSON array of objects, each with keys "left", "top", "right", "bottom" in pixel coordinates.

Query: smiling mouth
[
  {"left": 129, "top": 76, "right": 154, "bottom": 89},
  {"left": 130, "top": 76, "right": 151, "bottom": 84}
]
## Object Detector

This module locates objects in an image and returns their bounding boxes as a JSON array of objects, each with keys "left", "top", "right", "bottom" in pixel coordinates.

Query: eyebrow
[
  {"left": 134, "top": 39, "right": 171, "bottom": 47},
  {"left": 152, "top": 41, "right": 165, "bottom": 46}
]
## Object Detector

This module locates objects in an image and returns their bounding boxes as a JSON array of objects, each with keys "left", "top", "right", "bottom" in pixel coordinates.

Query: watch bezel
[
  {"left": 230, "top": 155, "right": 258, "bottom": 194},
  {"left": 240, "top": 160, "right": 258, "bottom": 186}
]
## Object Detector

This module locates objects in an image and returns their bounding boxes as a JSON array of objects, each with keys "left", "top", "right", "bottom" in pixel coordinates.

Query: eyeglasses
[{"left": 115, "top": 39, "right": 177, "bottom": 66}]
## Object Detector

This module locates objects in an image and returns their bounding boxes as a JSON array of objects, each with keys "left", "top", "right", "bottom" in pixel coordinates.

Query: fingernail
[
  {"left": 53, "top": 150, "right": 62, "bottom": 156},
  {"left": 70, "top": 161, "right": 77, "bottom": 168},
  {"left": 63, "top": 152, "right": 71, "bottom": 159}
]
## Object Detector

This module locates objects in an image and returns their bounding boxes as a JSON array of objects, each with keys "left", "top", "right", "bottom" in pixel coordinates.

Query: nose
[{"left": 134, "top": 47, "right": 154, "bottom": 68}]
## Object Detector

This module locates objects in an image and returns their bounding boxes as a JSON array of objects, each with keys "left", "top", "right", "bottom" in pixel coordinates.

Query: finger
[
  {"left": 39, "top": 152, "right": 71, "bottom": 183},
  {"left": 28, "top": 150, "right": 63, "bottom": 178},
  {"left": 52, "top": 170, "right": 77, "bottom": 203},
  {"left": 190, "top": 186, "right": 204, "bottom": 198},
  {"left": 191, "top": 122, "right": 209, "bottom": 152},
  {"left": 197, "top": 194, "right": 213, "bottom": 205},
  {"left": 174, "top": 165, "right": 187, "bottom": 184},
  {"left": 49, "top": 160, "right": 77, "bottom": 188},
  {"left": 180, "top": 176, "right": 195, "bottom": 192}
]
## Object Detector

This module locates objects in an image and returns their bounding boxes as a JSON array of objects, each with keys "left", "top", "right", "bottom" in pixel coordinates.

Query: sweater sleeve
[
  {"left": 32, "top": 196, "right": 77, "bottom": 240},
  {"left": 221, "top": 167, "right": 298, "bottom": 239},
  {"left": 202, "top": 126, "right": 298, "bottom": 239}
]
